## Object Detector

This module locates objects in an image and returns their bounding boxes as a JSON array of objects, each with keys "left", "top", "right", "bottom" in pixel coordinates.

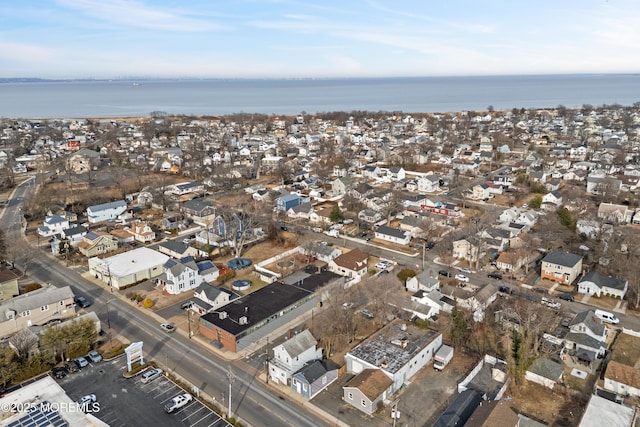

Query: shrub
[
  {"left": 396, "top": 268, "right": 417, "bottom": 283},
  {"left": 23, "top": 283, "right": 42, "bottom": 293},
  {"left": 142, "top": 298, "right": 154, "bottom": 308},
  {"left": 217, "top": 269, "right": 236, "bottom": 284}
]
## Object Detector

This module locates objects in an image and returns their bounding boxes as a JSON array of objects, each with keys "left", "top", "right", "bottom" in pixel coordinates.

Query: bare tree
[
  {"left": 8, "top": 329, "right": 38, "bottom": 362},
  {"left": 216, "top": 209, "right": 264, "bottom": 259}
]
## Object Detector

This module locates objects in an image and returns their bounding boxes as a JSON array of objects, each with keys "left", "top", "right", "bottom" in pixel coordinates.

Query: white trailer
[{"left": 433, "top": 344, "right": 454, "bottom": 370}]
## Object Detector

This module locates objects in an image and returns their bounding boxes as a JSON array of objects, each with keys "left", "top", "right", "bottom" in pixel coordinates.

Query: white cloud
[{"left": 55, "top": 0, "right": 221, "bottom": 32}]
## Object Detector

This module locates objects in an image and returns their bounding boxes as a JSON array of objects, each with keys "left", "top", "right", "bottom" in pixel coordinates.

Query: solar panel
[{"left": 8, "top": 401, "right": 69, "bottom": 427}]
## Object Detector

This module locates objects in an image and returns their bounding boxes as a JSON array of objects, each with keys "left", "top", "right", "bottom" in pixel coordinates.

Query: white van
[{"left": 595, "top": 309, "right": 619, "bottom": 324}]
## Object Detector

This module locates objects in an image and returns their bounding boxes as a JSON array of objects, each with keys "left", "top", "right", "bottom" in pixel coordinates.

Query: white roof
[
  {"left": 579, "top": 394, "right": 635, "bottom": 427},
  {"left": 94, "top": 247, "right": 169, "bottom": 277}
]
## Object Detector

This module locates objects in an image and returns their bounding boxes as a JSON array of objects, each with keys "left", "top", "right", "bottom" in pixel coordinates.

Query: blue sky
[{"left": 1, "top": 0, "right": 639, "bottom": 79}]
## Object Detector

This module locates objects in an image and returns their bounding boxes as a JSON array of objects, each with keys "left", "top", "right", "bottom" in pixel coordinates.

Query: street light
[{"left": 105, "top": 298, "right": 116, "bottom": 330}]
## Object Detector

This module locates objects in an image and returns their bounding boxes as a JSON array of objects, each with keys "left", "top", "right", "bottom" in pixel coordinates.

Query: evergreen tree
[{"left": 329, "top": 205, "right": 344, "bottom": 223}]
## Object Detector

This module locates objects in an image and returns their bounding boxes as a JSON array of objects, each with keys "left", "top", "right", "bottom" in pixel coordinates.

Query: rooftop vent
[
  {"left": 239, "top": 316, "right": 248, "bottom": 325},
  {"left": 218, "top": 311, "right": 227, "bottom": 320}
]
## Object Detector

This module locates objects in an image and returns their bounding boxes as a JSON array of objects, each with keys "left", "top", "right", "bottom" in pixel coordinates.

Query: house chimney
[{"left": 429, "top": 269, "right": 433, "bottom": 278}]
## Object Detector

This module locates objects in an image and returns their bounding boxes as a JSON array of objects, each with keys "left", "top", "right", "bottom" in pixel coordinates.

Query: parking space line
[{"left": 182, "top": 404, "right": 206, "bottom": 421}]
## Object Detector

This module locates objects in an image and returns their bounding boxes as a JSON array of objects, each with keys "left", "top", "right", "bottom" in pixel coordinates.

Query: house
[
  {"left": 417, "top": 175, "right": 441, "bottom": 193},
  {"left": 181, "top": 199, "right": 216, "bottom": 225},
  {"left": 38, "top": 214, "right": 70, "bottom": 237},
  {"left": 304, "top": 242, "right": 342, "bottom": 263},
  {"left": 66, "top": 147, "right": 100, "bottom": 173},
  {"left": 453, "top": 238, "right": 480, "bottom": 263},
  {"left": 129, "top": 222, "right": 156, "bottom": 243},
  {"left": 0, "top": 285, "right": 76, "bottom": 339},
  {"left": 192, "top": 283, "right": 236, "bottom": 314},
  {"left": 597, "top": 202, "right": 633, "bottom": 224},
  {"left": 387, "top": 166, "right": 406, "bottom": 181},
  {"left": 276, "top": 193, "right": 302, "bottom": 212},
  {"left": 411, "top": 290, "right": 455, "bottom": 315},
  {"left": 157, "top": 240, "right": 206, "bottom": 259},
  {"left": 86, "top": 200, "right": 127, "bottom": 223},
  {"left": 77, "top": 231, "right": 119, "bottom": 257},
  {"left": 342, "top": 368, "right": 393, "bottom": 416},
  {"left": 0, "top": 269, "right": 19, "bottom": 302},
  {"left": 578, "top": 394, "right": 635, "bottom": 427},
  {"left": 109, "top": 228, "right": 134, "bottom": 244},
  {"left": 374, "top": 225, "right": 411, "bottom": 245},
  {"left": 331, "top": 176, "right": 352, "bottom": 195},
  {"left": 564, "top": 310, "right": 608, "bottom": 358},
  {"left": 464, "top": 400, "right": 520, "bottom": 427},
  {"left": 471, "top": 183, "right": 490, "bottom": 200},
  {"left": 60, "top": 225, "right": 89, "bottom": 247},
  {"left": 309, "top": 205, "right": 333, "bottom": 225},
  {"left": 405, "top": 269, "right": 440, "bottom": 293},
  {"left": 269, "top": 329, "right": 322, "bottom": 385},
  {"left": 603, "top": 360, "right": 640, "bottom": 399},
  {"left": 287, "top": 202, "right": 313, "bottom": 220},
  {"left": 433, "top": 389, "right": 483, "bottom": 427},
  {"left": 345, "top": 319, "right": 442, "bottom": 393},
  {"left": 88, "top": 247, "right": 169, "bottom": 290},
  {"left": 358, "top": 208, "right": 382, "bottom": 224},
  {"left": 578, "top": 271, "right": 628, "bottom": 299},
  {"left": 164, "top": 181, "right": 205, "bottom": 196},
  {"left": 196, "top": 260, "right": 219, "bottom": 283},
  {"left": 291, "top": 359, "right": 339, "bottom": 399},
  {"left": 540, "top": 251, "right": 583, "bottom": 284},
  {"left": 542, "top": 190, "right": 563, "bottom": 209},
  {"left": 155, "top": 256, "right": 203, "bottom": 295},
  {"left": 328, "top": 248, "right": 369, "bottom": 279},
  {"left": 525, "top": 357, "right": 564, "bottom": 389}
]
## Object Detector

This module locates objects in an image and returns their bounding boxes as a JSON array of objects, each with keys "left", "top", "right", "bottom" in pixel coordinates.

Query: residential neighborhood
[{"left": 1, "top": 106, "right": 640, "bottom": 426}]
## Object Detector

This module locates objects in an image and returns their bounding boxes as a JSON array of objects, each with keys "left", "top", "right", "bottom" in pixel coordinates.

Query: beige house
[
  {"left": 453, "top": 238, "right": 480, "bottom": 262},
  {"left": 342, "top": 369, "right": 393, "bottom": 416},
  {"left": 88, "top": 247, "right": 169, "bottom": 290},
  {"left": 0, "top": 269, "right": 19, "bottom": 303},
  {"left": 540, "top": 251, "right": 582, "bottom": 284},
  {"left": 78, "top": 231, "right": 119, "bottom": 257},
  {"left": 0, "top": 285, "right": 76, "bottom": 339},
  {"left": 129, "top": 222, "right": 156, "bottom": 243},
  {"left": 328, "top": 248, "right": 369, "bottom": 279}
]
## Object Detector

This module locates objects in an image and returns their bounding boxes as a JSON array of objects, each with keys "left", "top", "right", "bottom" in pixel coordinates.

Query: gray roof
[
  {"left": 159, "top": 240, "right": 191, "bottom": 254},
  {"left": 87, "top": 199, "right": 127, "bottom": 213},
  {"left": 571, "top": 310, "right": 605, "bottom": 336},
  {"left": 293, "top": 359, "right": 338, "bottom": 383},
  {"left": 565, "top": 331, "right": 608, "bottom": 352},
  {"left": 579, "top": 271, "right": 627, "bottom": 291},
  {"left": 1, "top": 285, "right": 73, "bottom": 320},
  {"left": 376, "top": 225, "right": 407, "bottom": 239},
  {"left": 542, "top": 251, "right": 582, "bottom": 267},
  {"left": 528, "top": 357, "right": 564, "bottom": 381},
  {"left": 281, "top": 329, "right": 317, "bottom": 358}
]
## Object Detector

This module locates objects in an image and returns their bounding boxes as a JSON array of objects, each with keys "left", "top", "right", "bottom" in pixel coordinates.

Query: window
[
  {"left": 41, "top": 305, "right": 49, "bottom": 311},
  {"left": 361, "top": 399, "right": 366, "bottom": 407},
  {"left": 60, "top": 300, "right": 64, "bottom": 306},
  {"left": 322, "top": 376, "right": 327, "bottom": 385},
  {"left": 21, "top": 310, "right": 31, "bottom": 317},
  {"left": 347, "top": 392, "right": 353, "bottom": 400}
]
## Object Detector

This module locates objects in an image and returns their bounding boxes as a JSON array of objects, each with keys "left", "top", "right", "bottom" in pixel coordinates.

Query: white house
[
  {"left": 525, "top": 357, "right": 564, "bottom": 389},
  {"left": 405, "top": 270, "right": 440, "bottom": 293},
  {"left": 38, "top": 214, "right": 70, "bottom": 237},
  {"left": 156, "top": 257, "right": 203, "bottom": 295},
  {"left": 603, "top": 360, "right": 640, "bottom": 399},
  {"left": 86, "top": 200, "right": 127, "bottom": 223},
  {"left": 129, "top": 222, "right": 156, "bottom": 243},
  {"left": 192, "top": 284, "right": 235, "bottom": 314},
  {"left": 564, "top": 310, "right": 608, "bottom": 358},
  {"left": 328, "top": 248, "right": 369, "bottom": 279},
  {"left": 577, "top": 271, "right": 628, "bottom": 299},
  {"left": 269, "top": 329, "right": 322, "bottom": 385},
  {"left": 374, "top": 225, "right": 411, "bottom": 245}
]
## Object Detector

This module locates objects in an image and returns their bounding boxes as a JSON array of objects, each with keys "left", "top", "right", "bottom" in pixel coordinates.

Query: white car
[
  {"left": 454, "top": 274, "right": 469, "bottom": 282},
  {"left": 164, "top": 393, "right": 193, "bottom": 413},
  {"left": 541, "top": 297, "right": 561, "bottom": 309},
  {"left": 375, "top": 260, "right": 392, "bottom": 270},
  {"left": 77, "top": 394, "right": 96, "bottom": 407}
]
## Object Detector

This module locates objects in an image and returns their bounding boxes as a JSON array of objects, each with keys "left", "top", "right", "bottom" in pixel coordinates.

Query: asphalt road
[{"left": 3, "top": 177, "right": 332, "bottom": 427}]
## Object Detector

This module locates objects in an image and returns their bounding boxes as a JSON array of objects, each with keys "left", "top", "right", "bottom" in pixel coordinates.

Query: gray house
[
  {"left": 343, "top": 368, "right": 393, "bottom": 415},
  {"left": 291, "top": 359, "right": 339, "bottom": 399}
]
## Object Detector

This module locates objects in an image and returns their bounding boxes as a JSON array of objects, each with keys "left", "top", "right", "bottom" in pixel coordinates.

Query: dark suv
[
  {"left": 558, "top": 293, "right": 575, "bottom": 302},
  {"left": 487, "top": 272, "right": 503, "bottom": 280},
  {"left": 438, "top": 270, "right": 452, "bottom": 277}
]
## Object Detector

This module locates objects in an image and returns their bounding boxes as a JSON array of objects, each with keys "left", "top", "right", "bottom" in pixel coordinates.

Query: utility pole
[
  {"left": 187, "top": 309, "right": 192, "bottom": 339},
  {"left": 105, "top": 298, "right": 116, "bottom": 330},
  {"left": 227, "top": 366, "right": 235, "bottom": 419}
]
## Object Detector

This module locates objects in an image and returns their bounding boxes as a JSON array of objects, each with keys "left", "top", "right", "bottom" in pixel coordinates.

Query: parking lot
[{"left": 56, "top": 356, "right": 231, "bottom": 426}]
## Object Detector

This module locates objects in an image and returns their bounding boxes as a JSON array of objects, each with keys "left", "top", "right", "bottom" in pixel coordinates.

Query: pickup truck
[
  {"left": 434, "top": 344, "right": 454, "bottom": 371},
  {"left": 164, "top": 393, "right": 193, "bottom": 413}
]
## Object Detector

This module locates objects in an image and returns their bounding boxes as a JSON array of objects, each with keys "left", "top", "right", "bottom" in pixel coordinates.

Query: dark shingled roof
[{"left": 542, "top": 251, "right": 582, "bottom": 267}]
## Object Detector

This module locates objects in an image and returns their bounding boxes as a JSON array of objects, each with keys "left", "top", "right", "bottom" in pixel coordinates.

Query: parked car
[
  {"left": 164, "top": 393, "right": 193, "bottom": 413},
  {"left": 498, "top": 285, "right": 511, "bottom": 293},
  {"left": 180, "top": 301, "right": 194, "bottom": 310},
  {"left": 558, "top": 293, "right": 575, "bottom": 302},
  {"left": 541, "top": 297, "right": 561, "bottom": 309},
  {"left": 341, "top": 302, "right": 354, "bottom": 309},
  {"left": 532, "top": 287, "right": 547, "bottom": 294},
  {"left": 87, "top": 350, "right": 102, "bottom": 363},
  {"left": 561, "top": 317, "right": 572, "bottom": 328},
  {"left": 73, "top": 296, "right": 91, "bottom": 308},
  {"left": 76, "top": 394, "right": 96, "bottom": 410},
  {"left": 51, "top": 367, "right": 67, "bottom": 379},
  {"left": 438, "top": 270, "right": 452, "bottom": 277},
  {"left": 487, "top": 272, "right": 503, "bottom": 280},
  {"left": 160, "top": 323, "right": 176, "bottom": 333},
  {"left": 457, "top": 267, "right": 472, "bottom": 274},
  {"left": 74, "top": 356, "right": 89, "bottom": 369},
  {"left": 227, "top": 258, "right": 252, "bottom": 270},
  {"left": 454, "top": 274, "right": 469, "bottom": 283},
  {"left": 141, "top": 368, "right": 163, "bottom": 384},
  {"left": 65, "top": 361, "right": 79, "bottom": 373},
  {"left": 375, "top": 260, "right": 391, "bottom": 270}
]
